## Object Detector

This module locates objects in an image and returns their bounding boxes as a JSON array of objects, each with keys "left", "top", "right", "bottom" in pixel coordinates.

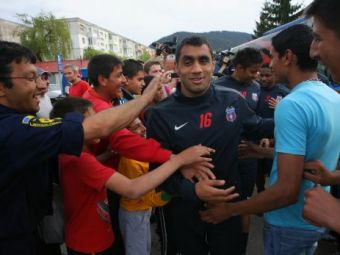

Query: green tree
[
  {"left": 138, "top": 50, "right": 151, "bottom": 62},
  {"left": 17, "top": 12, "right": 72, "bottom": 61},
  {"left": 83, "top": 47, "right": 106, "bottom": 60},
  {"left": 253, "top": 0, "right": 304, "bottom": 39}
]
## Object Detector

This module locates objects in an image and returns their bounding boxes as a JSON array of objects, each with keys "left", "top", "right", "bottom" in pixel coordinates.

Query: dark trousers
[
  {"left": 0, "top": 231, "right": 61, "bottom": 255},
  {"left": 239, "top": 158, "right": 258, "bottom": 198},
  {"left": 256, "top": 159, "right": 273, "bottom": 193},
  {"left": 67, "top": 246, "right": 113, "bottom": 255},
  {"left": 160, "top": 198, "right": 243, "bottom": 255},
  {"left": 155, "top": 207, "right": 177, "bottom": 255},
  {"left": 0, "top": 234, "right": 38, "bottom": 255},
  {"left": 107, "top": 190, "right": 125, "bottom": 255}
]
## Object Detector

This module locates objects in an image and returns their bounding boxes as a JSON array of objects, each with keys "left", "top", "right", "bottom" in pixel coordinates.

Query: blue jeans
[{"left": 263, "top": 222, "right": 323, "bottom": 255}]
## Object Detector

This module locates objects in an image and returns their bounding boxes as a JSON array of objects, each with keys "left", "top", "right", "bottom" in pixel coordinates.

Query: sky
[{"left": 0, "top": 0, "right": 312, "bottom": 46}]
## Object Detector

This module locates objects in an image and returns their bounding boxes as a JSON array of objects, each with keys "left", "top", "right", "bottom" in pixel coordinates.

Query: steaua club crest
[
  {"left": 252, "top": 92, "right": 259, "bottom": 101},
  {"left": 225, "top": 106, "right": 237, "bottom": 122}
]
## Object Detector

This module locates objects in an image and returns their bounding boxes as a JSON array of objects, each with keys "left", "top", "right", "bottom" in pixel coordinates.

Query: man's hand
[
  {"left": 160, "top": 70, "right": 173, "bottom": 85},
  {"left": 141, "top": 77, "right": 163, "bottom": 103},
  {"left": 195, "top": 180, "right": 239, "bottom": 203},
  {"left": 238, "top": 141, "right": 263, "bottom": 159},
  {"left": 180, "top": 161, "right": 215, "bottom": 183},
  {"left": 259, "top": 138, "right": 270, "bottom": 148},
  {"left": 303, "top": 187, "right": 340, "bottom": 232},
  {"left": 303, "top": 160, "right": 335, "bottom": 185},
  {"left": 200, "top": 203, "right": 235, "bottom": 224},
  {"left": 268, "top": 97, "right": 280, "bottom": 109}
]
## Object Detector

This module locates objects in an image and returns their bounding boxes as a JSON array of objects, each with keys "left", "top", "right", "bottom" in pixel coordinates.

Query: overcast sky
[{"left": 0, "top": 0, "right": 312, "bottom": 46}]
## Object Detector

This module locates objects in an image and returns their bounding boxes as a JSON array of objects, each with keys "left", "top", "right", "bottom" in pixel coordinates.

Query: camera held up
[{"left": 151, "top": 36, "right": 178, "bottom": 56}]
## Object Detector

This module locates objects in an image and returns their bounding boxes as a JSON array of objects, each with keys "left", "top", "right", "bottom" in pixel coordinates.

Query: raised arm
[{"left": 82, "top": 77, "right": 161, "bottom": 141}]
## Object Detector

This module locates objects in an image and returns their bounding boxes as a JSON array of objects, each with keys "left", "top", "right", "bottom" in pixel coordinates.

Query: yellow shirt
[{"left": 119, "top": 157, "right": 170, "bottom": 212}]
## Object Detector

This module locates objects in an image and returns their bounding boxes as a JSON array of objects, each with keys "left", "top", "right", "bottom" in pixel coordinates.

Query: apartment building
[
  {"left": 0, "top": 17, "right": 154, "bottom": 60},
  {"left": 63, "top": 17, "right": 154, "bottom": 59},
  {"left": 0, "top": 18, "right": 26, "bottom": 43}
]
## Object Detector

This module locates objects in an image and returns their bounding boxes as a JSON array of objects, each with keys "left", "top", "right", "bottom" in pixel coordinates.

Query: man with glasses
[{"left": 0, "top": 41, "right": 164, "bottom": 255}]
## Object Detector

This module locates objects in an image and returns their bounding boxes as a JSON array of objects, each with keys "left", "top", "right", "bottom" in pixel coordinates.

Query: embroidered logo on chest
[
  {"left": 252, "top": 93, "right": 259, "bottom": 102},
  {"left": 225, "top": 107, "right": 237, "bottom": 122}
]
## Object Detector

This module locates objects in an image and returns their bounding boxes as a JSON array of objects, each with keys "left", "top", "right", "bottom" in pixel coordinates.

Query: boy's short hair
[
  {"left": 0, "top": 41, "right": 36, "bottom": 88},
  {"left": 233, "top": 48, "right": 263, "bottom": 69},
  {"left": 306, "top": 0, "right": 340, "bottom": 39},
  {"left": 88, "top": 54, "right": 122, "bottom": 87},
  {"left": 123, "top": 59, "right": 144, "bottom": 78},
  {"left": 50, "top": 97, "right": 92, "bottom": 119},
  {"left": 143, "top": 60, "right": 162, "bottom": 74},
  {"left": 272, "top": 24, "right": 318, "bottom": 71},
  {"left": 175, "top": 36, "right": 213, "bottom": 63}
]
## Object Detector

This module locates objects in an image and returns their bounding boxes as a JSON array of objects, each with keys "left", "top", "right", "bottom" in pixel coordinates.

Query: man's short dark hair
[
  {"left": 50, "top": 97, "right": 92, "bottom": 119},
  {"left": 0, "top": 41, "right": 36, "bottom": 88},
  {"left": 233, "top": 48, "right": 263, "bottom": 69},
  {"left": 175, "top": 36, "right": 213, "bottom": 63},
  {"left": 143, "top": 60, "right": 161, "bottom": 74},
  {"left": 88, "top": 54, "right": 122, "bottom": 87},
  {"left": 306, "top": 0, "right": 340, "bottom": 39},
  {"left": 123, "top": 59, "right": 143, "bottom": 78},
  {"left": 272, "top": 24, "right": 318, "bottom": 72}
]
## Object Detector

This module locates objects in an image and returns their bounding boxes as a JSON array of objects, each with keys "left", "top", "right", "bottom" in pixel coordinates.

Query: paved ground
[
  {"left": 60, "top": 214, "right": 338, "bottom": 255},
  {"left": 150, "top": 215, "right": 339, "bottom": 255}
]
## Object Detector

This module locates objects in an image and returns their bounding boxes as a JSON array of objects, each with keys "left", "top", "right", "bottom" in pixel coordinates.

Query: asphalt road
[{"left": 150, "top": 215, "right": 339, "bottom": 255}]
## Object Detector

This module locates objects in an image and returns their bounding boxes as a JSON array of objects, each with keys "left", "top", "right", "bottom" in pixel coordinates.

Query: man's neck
[
  {"left": 231, "top": 72, "right": 248, "bottom": 85},
  {"left": 94, "top": 87, "right": 112, "bottom": 102},
  {"left": 231, "top": 72, "right": 240, "bottom": 81},
  {"left": 287, "top": 70, "right": 318, "bottom": 90},
  {"left": 72, "top": 78, "right": 81, "bottom": 84}
]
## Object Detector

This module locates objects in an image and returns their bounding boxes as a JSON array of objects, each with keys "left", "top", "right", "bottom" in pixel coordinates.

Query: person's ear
[
  {"left": 212, "top": 58, "right": 216, "bottom": 72},
  {"left": 0, "top": 82, "right": 7, "bottom": 97},
  {"left": 283, "top": 49, "right": 295, "bottom": 66},
  {"left": 98, "top": 74, "right": 107, "bottom": 87}
]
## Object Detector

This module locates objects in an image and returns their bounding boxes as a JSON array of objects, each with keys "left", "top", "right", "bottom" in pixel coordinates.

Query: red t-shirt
[
  {"left": 69, "top": 80, "right": 91, "bottom": 97},
  {"left": 82, "top": 89, "right": 172, "bottom": 167},
  {"left": 59, "top": 151, "right": 115, "bottom": 253}
]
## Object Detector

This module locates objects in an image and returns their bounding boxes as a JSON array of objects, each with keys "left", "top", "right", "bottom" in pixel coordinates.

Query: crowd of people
[{"left": 1, "top": 0, "right": 340, "bottom": 255}]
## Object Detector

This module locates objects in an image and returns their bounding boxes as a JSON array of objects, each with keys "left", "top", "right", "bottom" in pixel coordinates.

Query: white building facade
[
  {"left": 64, "top": 17, "right": 154, "bottom": 59},
  {"left": 0, "top": 17, "right": 154, "bottom": 60},
  {"left": 0, "top": 18, "right": 26, "bottom": 43}
]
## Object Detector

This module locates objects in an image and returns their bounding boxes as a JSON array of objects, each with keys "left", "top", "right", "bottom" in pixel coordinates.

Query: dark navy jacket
[
  {"left": 213, "top": 75, "right": 261, "bottom": 111},
  {"left": 0, "top": 105, "right": 83, "bottom": 238},
  {"left": 146, "top": 85, "right": 273, "bottom": 202},
  {"left": 257, "top": 84, "right": 290, "bottom": 118}
]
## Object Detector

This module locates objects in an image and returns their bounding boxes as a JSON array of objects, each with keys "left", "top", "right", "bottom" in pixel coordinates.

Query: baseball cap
[{"left": 37, "top": 67, "right": 50, "bottom": 76}]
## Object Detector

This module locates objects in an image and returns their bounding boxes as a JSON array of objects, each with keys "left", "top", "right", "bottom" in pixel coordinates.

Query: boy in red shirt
[{"left": 52, "top": 97, "right": 215, "bottom": 255}]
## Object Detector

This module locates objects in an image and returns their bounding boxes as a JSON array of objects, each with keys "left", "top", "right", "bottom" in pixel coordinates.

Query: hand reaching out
[
  {"left": 173, "top": 145, "right": 215, "bottom": 169},
  {"left": 180, "top": 161, "right": 215, "bottom": 183}
]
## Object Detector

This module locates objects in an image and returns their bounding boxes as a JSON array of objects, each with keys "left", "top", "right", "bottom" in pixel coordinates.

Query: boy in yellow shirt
[{"left": 118, "top": 117, "right": 170, "bottom": 255}]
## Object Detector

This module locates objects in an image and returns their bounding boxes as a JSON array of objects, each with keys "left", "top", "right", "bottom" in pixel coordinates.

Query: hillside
[{"left": 152, "top": 31, "right": 252, "bottom": 52}]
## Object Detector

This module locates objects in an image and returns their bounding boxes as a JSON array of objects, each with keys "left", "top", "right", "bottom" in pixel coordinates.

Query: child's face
[
  {"left": 128, "top": 118, "right": 146, "bottom": 137},
  {"left": 126, "top": 70, "right": 145, "bottom": 95}
]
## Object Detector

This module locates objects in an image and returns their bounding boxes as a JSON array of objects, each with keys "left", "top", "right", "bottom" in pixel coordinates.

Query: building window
[
  {"left": 80, "top": 24, "right": 85, "bottom": 33},
  {"left": 82, "top": 37, "right": 85, "bottom": 44},
  {"left": 88, "top": 37, "right": 93, "bottom": 45}
]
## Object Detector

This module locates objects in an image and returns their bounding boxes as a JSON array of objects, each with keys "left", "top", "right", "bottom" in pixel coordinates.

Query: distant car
[{"left": 47, "top": 83, "right": 64, "bottom": 104}]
